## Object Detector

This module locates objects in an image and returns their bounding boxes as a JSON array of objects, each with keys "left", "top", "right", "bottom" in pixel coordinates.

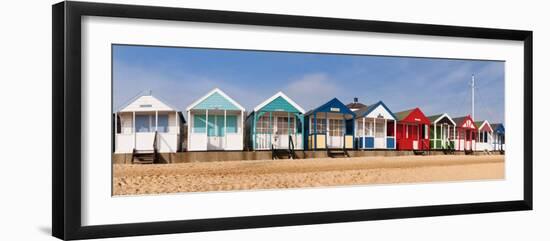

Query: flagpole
[{"left": 471, "top": 74, "right": 475, "bottom": 120}]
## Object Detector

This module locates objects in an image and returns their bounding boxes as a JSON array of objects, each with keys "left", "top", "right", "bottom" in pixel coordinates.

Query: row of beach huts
[{"left": 113, "top": 88, "right": 505, "bottom": 161}]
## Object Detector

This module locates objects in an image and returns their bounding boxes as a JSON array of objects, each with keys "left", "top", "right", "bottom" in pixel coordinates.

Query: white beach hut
[
  {"left": 353, "top": 101, "right": 397, "bottom": 150},
  {"left": 186, "top": 88, "right": 245, "bottom": 151},
  {"left": 475, "top": 120, "right": 494, "bottom": 151},
  {"left": 114, "top": 94, "right": 183, "bottom": 155}
]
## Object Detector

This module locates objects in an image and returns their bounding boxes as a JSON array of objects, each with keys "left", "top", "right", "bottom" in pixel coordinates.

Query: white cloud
[{"left": 283, "top": 73, "right": 343, "bottom": 110}]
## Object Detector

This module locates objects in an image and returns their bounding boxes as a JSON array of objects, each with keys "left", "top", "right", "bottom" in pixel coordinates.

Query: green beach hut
[{"left": 427, "top": 113, "right": 456, "bottom": 150}]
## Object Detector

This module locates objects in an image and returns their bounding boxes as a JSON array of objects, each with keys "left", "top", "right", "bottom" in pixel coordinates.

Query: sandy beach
[{"left": 113, "top": 155, "right": 504, "bottom": 195}]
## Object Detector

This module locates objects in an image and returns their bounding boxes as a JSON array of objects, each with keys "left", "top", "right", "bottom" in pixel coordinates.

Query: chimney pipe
[{"left": 354, "top": 97, "right": 358, "bottom": 103}]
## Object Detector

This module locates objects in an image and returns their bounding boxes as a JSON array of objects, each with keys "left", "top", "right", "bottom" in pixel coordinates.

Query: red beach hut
[
  {"left": 395, "top": 108, "right": 431, "bottom": 150},
  {"left": 452, "top": 115, "right": 478, "bottom": 152}
]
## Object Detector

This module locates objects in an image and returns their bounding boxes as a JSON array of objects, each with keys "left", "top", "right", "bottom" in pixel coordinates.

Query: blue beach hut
[
  {"left": 304, "top": 98, "right": 356, "bottom": 150},
  {"left": 491, "top": 123, "right": 505, "bottom": 151}
]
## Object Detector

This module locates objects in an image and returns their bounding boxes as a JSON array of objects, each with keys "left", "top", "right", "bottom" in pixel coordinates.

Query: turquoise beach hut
[
  {"left": 186, "top": 88, "right": 245, "bottom": 151},
  {"left": 245, "top": 92, "right": 305, "bottom": 151}
]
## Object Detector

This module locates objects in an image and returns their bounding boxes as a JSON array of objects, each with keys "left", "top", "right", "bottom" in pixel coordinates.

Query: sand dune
[{"left": 113, "top": 155, "right": 504, "bottom": 195}]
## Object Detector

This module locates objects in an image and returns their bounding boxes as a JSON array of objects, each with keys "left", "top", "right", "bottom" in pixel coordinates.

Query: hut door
[
  {"left": 464, "top": 130, "right": 472, "bottom": 150},
  {"left": 441, "top": 125, "right": 447, "bottom": 148},
  {"left": 275, "top": 116, "right": 294, "bottom": 149},
  {"left": 412, "top": 125, "right": 419, "bottom": 150},
  {"left": 327, "top": 119, "right": 344, "bottom": 148},
  {"left": 374, "top": 118, "right": 385, "bottom": 148},
  {"left": 255, "top": 115, "right": 272, "bottom": 150},
  {"left": 207, "top": 115, "right": 224, "bottom": 150}
]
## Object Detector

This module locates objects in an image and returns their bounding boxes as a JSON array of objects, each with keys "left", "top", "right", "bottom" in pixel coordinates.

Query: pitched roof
[
  {"left": 354, "top": 101, "right": 397, "bottom": 119},
  {"left": 118, "top": 94, "right": 177, "bottom": 112},
  {"left": 305, "top": 98, "right": 356, "bottom": 117},
  {"left": 353, "top": 104, "right": 371, "bottom": 117},
  {"left": 427, "top": 114, "right": 444, "bottom": 122},
  {"left": 491, "top": 123, "right": 505, "bottom": 133},
  {"left": 253, "top": 91, "right": 305, "bottom": 113},
  {"left": 186, "top": 88, "right": 245, "bottom": 111},
  {"left": 394, "top": 109, "right": 415, "bottom": 121},
  {"left": 452, "top": 116, "right": 469, "bottom": 126},
  {"left": 346, "top": 102, "right": 367, "bottom": 110},
  {"left": 426, "top": 113, "right": 456, "bottom": 125},
  {"left": 453, "top": 115, "right": 477, "bottom": 129},
  {"left": 475, "top": 120, "right": 493, "bottom": 132}
]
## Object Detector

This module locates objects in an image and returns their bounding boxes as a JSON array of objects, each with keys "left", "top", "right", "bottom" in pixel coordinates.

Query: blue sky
[{"left": 113, "top": 45, "right": 505, "bottom": 123}]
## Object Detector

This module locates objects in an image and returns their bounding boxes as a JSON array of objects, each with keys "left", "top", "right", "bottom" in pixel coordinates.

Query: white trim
[
  {"left": 132, "top": 111, "right": 136, "bottom": 148},
  {"left": 358, "top": 102, "right": 396, "bottom": 120},
  {"left": 224, "top": 110, "right": 227, "bottom": 148},
  {"left": 477, "top": 120, "right": 494, "bottom": 133},
  {"left": 362, "top": 118, "right": 366, "bottom": 149},
  {"left": 186, "top": 88, "right": 245, "bottom": 111},
  {"left": 118, "top": 94, "right": 177, "bottom": 113},
  {"left": 155, "top": 111, "right": 158, "bottom": 131},
  {"left": 432, "top": 113, "right": 457, "bottom": 126},
  {"left": 114, "top": 113, "right": 117, "bottom": 135},
  {"left": 252, "top": 91, "right": 306, "bottom": 113}
]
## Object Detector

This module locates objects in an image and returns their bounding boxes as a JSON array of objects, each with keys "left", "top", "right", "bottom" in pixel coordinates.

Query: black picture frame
[{"left": 52, "top": 1, "right": 533, "bottom": 240}]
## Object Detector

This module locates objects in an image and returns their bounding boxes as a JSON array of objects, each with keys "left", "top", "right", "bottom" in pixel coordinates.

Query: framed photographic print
[{"left": 52, "top": 1, "right": 533, "bottom": 240}]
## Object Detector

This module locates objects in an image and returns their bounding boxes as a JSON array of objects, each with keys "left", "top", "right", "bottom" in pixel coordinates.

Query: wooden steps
[
  {"left": 272, "top": 149, "right": 296, "bottom": 160},
  {"left": 327, "top": 148, "right": 349, "bottom": 158},
  {"left": 442, "top": 146, "right": 455, "bottom": 155},
  {"left": 132, "top": 150, "right": 157, "bottom": 164},
  {"left": 271, "top": 136, "right": 299, "bottom": 160},
  {"left": 131, "top": 131, "right": 159, "bottom": 164}
]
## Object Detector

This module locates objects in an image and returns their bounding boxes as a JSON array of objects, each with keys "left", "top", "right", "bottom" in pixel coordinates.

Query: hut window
[
  {"left": 257, "top": 115, "right": 272, "bottom": 134},
  {"left": 365, "top": 119, "right": 374, "bottom": 136},
  {"left": 375, "top": 119, "right": 385, "bottom": 137},
  {"left": 135, "top": 115, "right": 152, "bottom": 133},
  {"left": 479, "top": 131, "right": 488, "bottom": 143},
  {"left": 313, "top": 118, "right": 327, "bottom": 134},
  {"left": 356, "top": 119, "right": 364, "bottom": 136},
  {"left": 329, "top": 119, "right": 344, "bottom": 136},
  {"left": 193, "top": 115, "right": 207, "bottom": 133},
  {"left": 157, "top": 114, "right": 169, "bottom": 133},
  {"left": 225, "top": 115, "right": 237, "bottom": 134},
  {"left": 295, "top": 118, "right": 303, "bottom": 134},
  {"left": 276, "top": 117, "right": 295, "bottom": 135},
  {"left": 207, "top": 116, "right": 222, "bottom": 137},
  {"left": 387, "top": 121, "right": 395, "bottom": 137}
]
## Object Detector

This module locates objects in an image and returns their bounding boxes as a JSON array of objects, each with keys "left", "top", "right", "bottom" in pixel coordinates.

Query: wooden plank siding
[
  {"left": 246, "top": 92, "right": 305, "bottom": 151},
  {"left": 304, "top": 98, "right": 356, "bottom": 150}
]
